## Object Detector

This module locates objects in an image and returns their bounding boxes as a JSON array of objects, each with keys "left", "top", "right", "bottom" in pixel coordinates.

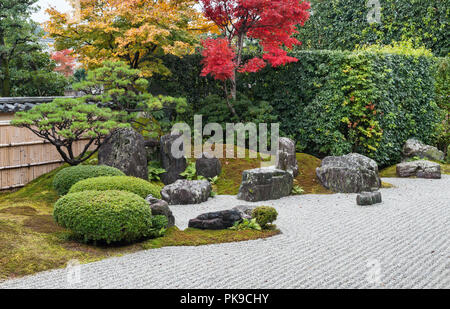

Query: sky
[{"left": 32, "top": 0, "right": 72, "bottom": 23}]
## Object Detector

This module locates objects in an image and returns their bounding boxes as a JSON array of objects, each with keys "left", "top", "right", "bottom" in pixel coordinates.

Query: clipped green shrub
[
  {"left": 53, "top": 165, "right": 125, "bottom": 196},
  {"left": 68, "top": 176, "right": 162, "bottom": 199},
  {"left": 252, "top": 206, "right": 278, "bottom": 229},
  {"left": 53, "top": 190, "right": 160, "bottom": 243}
]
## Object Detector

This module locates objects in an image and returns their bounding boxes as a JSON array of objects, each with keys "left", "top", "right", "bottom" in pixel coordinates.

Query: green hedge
[
  {"left": 53, "top": 165, "right": 125, "bottom": 196},
  {"left": 53, "top": 190, "right": 167, "bottom": 243},
  {"left": 68, "top": 176, "right": 162, "bottom": 199},
  {"left": 150, "top": 50, "right": 443, "bottom": 167},
  {"left": 295, "top": 0, "right": 449, "bottom": 57}
]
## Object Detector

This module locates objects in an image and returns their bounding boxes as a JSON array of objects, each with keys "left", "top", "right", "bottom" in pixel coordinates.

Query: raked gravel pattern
[{"left": 1, "top": 176, "right": 449, "bottom": 289}]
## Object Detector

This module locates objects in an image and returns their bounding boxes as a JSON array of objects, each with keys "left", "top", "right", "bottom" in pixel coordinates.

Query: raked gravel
[{"left": 1, "top": 176, "right": 449, "bottom": 289}]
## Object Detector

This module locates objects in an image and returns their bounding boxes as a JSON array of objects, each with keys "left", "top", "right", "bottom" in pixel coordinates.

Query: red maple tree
[
  {"left": 51, "top": 49, "right": 76, "bottom": 77},
  {"left": 199, "top": 0, "right": 311, "bottom": 118}
]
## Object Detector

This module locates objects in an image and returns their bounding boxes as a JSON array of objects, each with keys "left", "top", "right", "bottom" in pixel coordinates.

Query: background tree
[
  {"left": 9, "top": 49, "right": 70, "bottom": 97},
  {"left": 12, "top": 98, "right": 128, "bottom": 165},
  {"left": 0, "top": 0, "right": 38, "bottom": 96},
  {"left": 198, "top": 0, "right": 311, "bottom": 118},
  {"left": 295, "top": 0, "right": 449, "bottom": 57},
  {"left": 51, "top": 49, "right": 76, "bottom": 77},
  {"left": 45, "top": 0, "right": 214, "bottom": 77},
  {"left": 74, "top": 61, "right": 188, "bottom": 138}
]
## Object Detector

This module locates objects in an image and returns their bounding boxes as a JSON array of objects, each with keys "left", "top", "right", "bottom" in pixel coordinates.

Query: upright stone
[
  {"left": 316, "top": 153, "right": 381, "bottom": 193},
  {"left": 160, "top": 132, "right": 187, "bottom": 185},
  {"left": 276, "top": 137, "right": 299, "bottom": 177},
  {"left": 98, "top": 128, "right": 148, "bottom": 180},
  {"left": 196, "top": 152, "right": 222, "bottom": 179},
  {"left": 402, "top": 139, "right": 445, "bottom": 162},
  {"left": 237, "top": 167, "right": 293, "bottom": 202}
]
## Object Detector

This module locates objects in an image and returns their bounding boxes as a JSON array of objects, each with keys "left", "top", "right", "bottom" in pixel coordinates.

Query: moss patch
[
  {"left": 214, "top": 146, "right": 331, "bottom": 195},
  {"left": 142, "top": 227, "right": 280, "bottom": 249},
  {"left": 381, "top": 181, "right": 395, "bottom": 189},
  {"left": 0, "top": 206, "right": 37, "bottom": 216}
]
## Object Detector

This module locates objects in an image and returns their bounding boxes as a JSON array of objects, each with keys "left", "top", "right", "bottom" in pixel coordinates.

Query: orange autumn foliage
[{"left": 45, "top": 0, "right": 216, "bottom": 76}]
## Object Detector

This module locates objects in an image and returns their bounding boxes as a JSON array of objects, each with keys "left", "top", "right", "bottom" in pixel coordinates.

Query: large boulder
[
  {"left": 402, "top": 139, "right": 444, "bottom": 162},
  {"left": 237, "top": 167, "right": 293, "bottom": 202},
  {"left": 276, "top": 137, "right": 299, "bottom": 177},
  {"left": 160, "top": 132, "right": 188, "bottom": 185},
  {"left": 188, "top": 210, "right": 242, "bottom": 230},
  {"left": 316, "top": 153, "right": 381, "bottom": 193},
  {"left": 98, "top": 128, "right": 148, "bottom": 180},
  {"left": 145, "top": 195, "right": 175, "bottom": 227},
  {"left": 195, "top": 153, "right": 222, "bottom": 178},
  {"left": 396, "top": 160, "right": 441, "bottom": 179},
  {"left": 161, "top": 180, "right": 212, "bottom": 205}
]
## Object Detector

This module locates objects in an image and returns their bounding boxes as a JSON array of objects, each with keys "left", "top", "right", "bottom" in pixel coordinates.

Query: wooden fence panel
[{"left": 0, "top": 121, "right": 94, "bottom": 191}]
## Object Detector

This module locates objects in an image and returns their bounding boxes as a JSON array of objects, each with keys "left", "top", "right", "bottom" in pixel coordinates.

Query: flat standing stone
[
  {"left": 396, "top": 160, "right": 441, "bottom": 179},
  {"left": 237, "top": 167, "right": 293, "bottom": 202}
]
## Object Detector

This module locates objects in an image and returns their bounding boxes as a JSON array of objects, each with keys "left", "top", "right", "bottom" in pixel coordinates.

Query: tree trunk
[{"left": 0, "top": 33, "right": 11, "bottom": 97}]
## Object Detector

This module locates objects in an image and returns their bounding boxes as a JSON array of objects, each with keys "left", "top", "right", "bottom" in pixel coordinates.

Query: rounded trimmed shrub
[
  {"left": 252, "top": 206, "right": 278, "bottom": 228},
  {"left": 53, "top": 190, "right": 156, "bottom": 243},
  {"left": 53, "top": 165, "right": 125, "bottom": 196},
  {"left": 68, "top": 176, "right": 161, "bottom": 199}
]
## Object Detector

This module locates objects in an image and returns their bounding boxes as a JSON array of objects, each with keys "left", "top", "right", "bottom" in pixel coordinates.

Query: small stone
[
  {"left": 188, "top": 210, "right": 242, "bottom": 230},
  {"left": 145, "top": 195, "right": 175, "bottom": 227},
  {"left": 161, "top": 180, "right": 212, "bottom": 205},
  {"left": 357, "top": 191, "right": 382, "bottom": 206},
  {"left": 195, "top": 153, "right": 222, "bottom": 178}
]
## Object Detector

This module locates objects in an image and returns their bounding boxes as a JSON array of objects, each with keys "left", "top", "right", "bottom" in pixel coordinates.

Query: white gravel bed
[{"left": 1, "top": 176, "right": 449, "bottom": 289}]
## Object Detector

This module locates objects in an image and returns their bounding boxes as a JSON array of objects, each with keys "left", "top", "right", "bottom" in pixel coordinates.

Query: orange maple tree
[
  {"left": 45, "top": 0, "right": 215, "bottom": 76},
  {"left": 51, "top": 49, "right": 76, "bottom": 77}
]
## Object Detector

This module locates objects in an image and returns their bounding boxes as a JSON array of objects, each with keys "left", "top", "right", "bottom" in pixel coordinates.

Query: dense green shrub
[
  {"left": 435, "top": 57, "right": 450, "bottom": 153},
  {"left": 53, "top": 190, "right": 164, "bottom": 243},
  {"left": 252, "top": 207, "right": 278, "bottom": 228},
  {"left": 150, "top": 49, "right": 443, "bottom": 167},
  {"left": 53, "top": 165, "right": 125, "bottom": 196},
  {"left": 68, "top": 176, "right": 162, "bottom": 199},
  {"left": 295, "top": 0, "right": 449, "bottom": 57}
]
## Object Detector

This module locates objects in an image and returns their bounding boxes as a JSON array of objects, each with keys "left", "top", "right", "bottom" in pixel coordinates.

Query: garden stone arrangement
[
  {"left": 161, "top": 179, "right": 212, "bottom": 205},
  {"left": 396, "top": 160, "right": 441, "bottom": 179},
  {"left": 237, "top": 167, "right": 293, "bottom": 202},
  {"left": 316, "top": 153, "right": 381, "bottom": 193}
]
